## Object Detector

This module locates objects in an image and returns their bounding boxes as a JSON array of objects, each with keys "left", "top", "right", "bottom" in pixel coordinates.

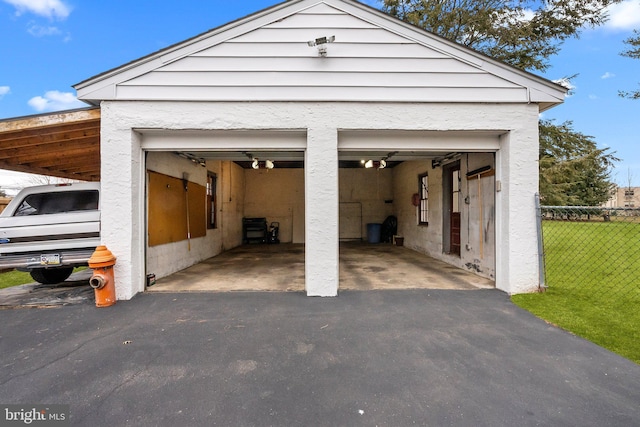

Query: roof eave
[{"left": 74, "top": 0, "right": 292, "bottom": 90}]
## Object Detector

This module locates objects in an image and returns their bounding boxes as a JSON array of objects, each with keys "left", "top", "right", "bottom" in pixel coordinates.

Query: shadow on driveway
[{"left": 0, "top": 289, "right": 638, "bottom": 426}]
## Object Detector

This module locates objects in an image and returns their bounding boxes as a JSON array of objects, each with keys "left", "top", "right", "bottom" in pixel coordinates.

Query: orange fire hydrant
[{"left": 88, "top": 245, "right": 117, "bottom": 307}]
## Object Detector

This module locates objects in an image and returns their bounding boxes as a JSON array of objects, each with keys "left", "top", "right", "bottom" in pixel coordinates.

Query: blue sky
[{"left": 0, "top": 0, "right": 639, "bottom": 189}]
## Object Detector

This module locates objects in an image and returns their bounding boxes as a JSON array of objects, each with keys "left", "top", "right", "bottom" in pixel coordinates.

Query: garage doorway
[
  {"left": 443, "top": 161, "right": 462, "bottom": 256},
  {"left": 335, "top": 144, "right": 497, "bottom": 285},
  {"left": 141, "top": 139, "right": 306, "bottom": 288}
]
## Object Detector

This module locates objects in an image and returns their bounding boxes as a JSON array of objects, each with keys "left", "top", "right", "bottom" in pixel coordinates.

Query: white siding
[{"left": 117, "top": 3, "right": 527, "bottom": 103}]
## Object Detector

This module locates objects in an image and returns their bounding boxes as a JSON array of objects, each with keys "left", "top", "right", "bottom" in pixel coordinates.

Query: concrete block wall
[
  {"left": 393, "top": 160, "right": 444, "bottom": 256},
  {"left": 220, "top": 161, "right": 246, "bottom": 251},
  {"left": 243, "top": 169, "right": 305, "bottom": 243},
  {"left": 339, "top": 168, "right": 394, "bottom": 240}
]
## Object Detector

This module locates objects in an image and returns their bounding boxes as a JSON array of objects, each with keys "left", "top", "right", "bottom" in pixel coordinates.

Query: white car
[{"left": 0, "top": 182, "right": 100, "bottom": 284}]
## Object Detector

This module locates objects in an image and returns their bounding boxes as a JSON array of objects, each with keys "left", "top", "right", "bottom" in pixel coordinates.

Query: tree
[
  {"left": 625, "top": 168, "right": 635, "bottom": 192},
  {"left": 539, "top": 120, "right": 618, "bottom": 205},
  {"left": 23, "top": 175, "right": 79, "bottom": 186},
  {"left": 382, "top": 0, "right": 620, "bottom": 72},
  {"left": 620, "top": 29, "right": 640, "bottom": 99},
  {"left": 382, "top": 0, "right": 620, "bottom": 205}
]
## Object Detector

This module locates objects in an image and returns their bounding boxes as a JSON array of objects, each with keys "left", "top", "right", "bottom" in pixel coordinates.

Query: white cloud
[
  {"left": 27, "top": 90, "right": 86, "bottom": 112},
  {"left": 0, "top": 86, "right": 10, "bottom": 98},
  {"left": 27, "top": 22, "right": 61, "bottom": 37},
  {"left": 588, "top": 94, "right": 599, "bottom": 100},
  {"left": 521, "top": 8, "right": 535, "bottom": 22},
  {"left": 601, "top": 72, "right": 616, "bottom": 79},
  {"left": 2, "top": 0, "right": 71, "bottom": 20},
  {"left": 606, "top": 0, "right": 640, "bottom": 31}
]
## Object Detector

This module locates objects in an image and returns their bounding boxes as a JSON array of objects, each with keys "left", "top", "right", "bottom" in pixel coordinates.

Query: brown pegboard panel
[{"left": 148, "top": 170, "right": 206, "bottom": 247}]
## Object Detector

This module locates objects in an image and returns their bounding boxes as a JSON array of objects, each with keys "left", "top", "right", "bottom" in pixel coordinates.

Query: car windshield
[{"left": 15, "top": 190, "right": 99, "bottom": 216}]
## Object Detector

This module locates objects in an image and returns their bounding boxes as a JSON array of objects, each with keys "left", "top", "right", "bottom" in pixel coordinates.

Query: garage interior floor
[{"left": 148, "top": 242, "right": 495, "bottom": 292}]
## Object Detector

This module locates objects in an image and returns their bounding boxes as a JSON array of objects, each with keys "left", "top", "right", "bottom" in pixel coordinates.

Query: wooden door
[
  {"left": 451, "top": 212, "right": 461, "bottom": 256},
  {"left": 444, "top": 163, "right": 461, "bottom": 256}
]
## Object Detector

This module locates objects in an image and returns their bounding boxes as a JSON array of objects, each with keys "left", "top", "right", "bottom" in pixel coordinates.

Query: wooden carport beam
[{"left": 0, "top": 107, "right": 100, "bottom": 182}]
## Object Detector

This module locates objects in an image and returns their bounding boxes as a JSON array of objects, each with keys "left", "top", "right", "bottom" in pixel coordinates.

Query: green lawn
[
  {"left": 0, "top": 269, "right": 37, "bottom": 289},
  {"left": 512, "top": 220, "right": 640, "bottom": 364},
  {"left": 0, "top": 267, "right": 87, "bottom": 290}
]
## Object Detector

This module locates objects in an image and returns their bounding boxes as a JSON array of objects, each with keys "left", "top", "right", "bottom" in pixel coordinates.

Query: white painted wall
[
  {"left": 220, "top": 161, "right": 246, "bottom": 251},
  {"left": 98, "top": 108, "right": 145, "bottom": 300},
  {"left": 393, "top": 160, "right": 444, "bottom": 255},
  {"left": 495, "top": 116, "right": 541, "bottom": 294},
  {"left": 306, "top": 126, "right": 339, "bottom": 296},
  {"left": 339, "top": 168, "right": 394, "bottom": 240},
  {"left": 100, "top": 101, "right": 540, "bottom": 298}
]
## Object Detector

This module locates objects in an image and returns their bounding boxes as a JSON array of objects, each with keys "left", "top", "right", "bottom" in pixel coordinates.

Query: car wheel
[{"left": 30, "top": 267, "right": 74, "bottom": 285}]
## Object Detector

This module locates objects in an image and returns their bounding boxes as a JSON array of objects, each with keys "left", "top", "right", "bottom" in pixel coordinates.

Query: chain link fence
[{"left": 537, "top": 202, "right": 640, "bottom": 304}]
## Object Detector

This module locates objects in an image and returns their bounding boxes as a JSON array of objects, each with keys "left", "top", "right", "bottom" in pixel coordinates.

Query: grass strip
[{"left": 512, "top": 220, "right": 640, "bottom": 364}]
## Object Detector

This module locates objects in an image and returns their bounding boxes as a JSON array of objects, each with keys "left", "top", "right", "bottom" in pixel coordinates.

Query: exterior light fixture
[
  {"left": 379, "top": 159, "right": 387, "bottom": 169},
  {"left": 307, "top": 35, "right": 335, "bottom": 57},
  {"left": 252, "top": 159, "right": 259, "bottom": 169},
  {"left": 364, "top": 160, "right": 374, "bottom": 169},
  {"left": 265, "top": 160, "right": 274, "bottom": 169}
]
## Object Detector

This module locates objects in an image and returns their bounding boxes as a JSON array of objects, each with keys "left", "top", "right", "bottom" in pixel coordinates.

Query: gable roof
[{"left": 75, "top": 0, "right": 565, "bottom": 111}]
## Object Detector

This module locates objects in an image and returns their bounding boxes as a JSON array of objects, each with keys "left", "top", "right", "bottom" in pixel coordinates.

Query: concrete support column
[
  {"left": 305, "top": 127, "right": 339, "bottom": 296},
  {"left": 100, "top": 103, "right": 145, "bottom": 300},
  {"left": 495, "top": 107, "right": 540, "bottom": 293}
]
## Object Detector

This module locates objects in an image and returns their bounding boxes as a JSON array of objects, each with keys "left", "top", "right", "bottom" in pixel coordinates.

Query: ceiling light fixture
[
  {"left": 363, "top": 159, "right": 388, "bottom": 169},
  {"left": 249, "top": 157, "right": 275, "bottom": 170}
]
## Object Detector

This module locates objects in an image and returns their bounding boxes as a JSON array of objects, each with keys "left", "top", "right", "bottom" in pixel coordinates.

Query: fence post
[{"left": 535, "top": 193, "right": 547, "bottom": 291}]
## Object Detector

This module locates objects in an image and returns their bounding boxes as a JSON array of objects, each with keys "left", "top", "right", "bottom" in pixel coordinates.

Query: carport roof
[{"left": 0, "top": 107, "right": 100, "bottom": 182}]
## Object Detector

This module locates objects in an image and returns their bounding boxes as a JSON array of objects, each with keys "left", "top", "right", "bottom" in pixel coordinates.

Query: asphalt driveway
[{"left": 1, "top": 289, "right": 639, "bottom": 426}]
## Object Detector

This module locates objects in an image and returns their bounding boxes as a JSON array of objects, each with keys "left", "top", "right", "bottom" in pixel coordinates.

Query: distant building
[{"left": 602, "top": 186, "right": 640, "bottom": 208}]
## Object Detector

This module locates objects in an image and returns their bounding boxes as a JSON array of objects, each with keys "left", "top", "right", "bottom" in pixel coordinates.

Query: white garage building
[{"left": 74, "top": 0, "right": 565, "bottom": 300}]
